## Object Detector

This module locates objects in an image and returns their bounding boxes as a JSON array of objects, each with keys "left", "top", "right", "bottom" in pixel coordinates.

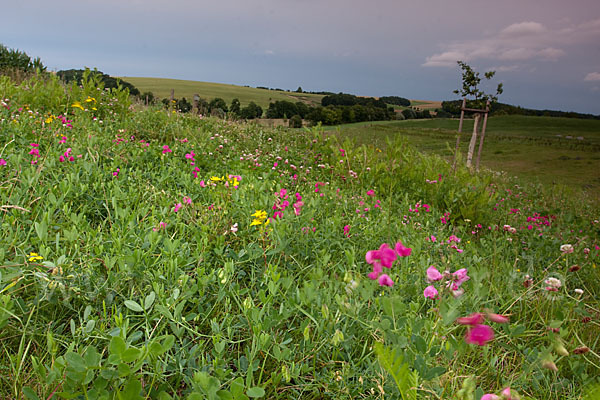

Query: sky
[{"left": 2, "top": 0, "right": 600, "bottom": 114}]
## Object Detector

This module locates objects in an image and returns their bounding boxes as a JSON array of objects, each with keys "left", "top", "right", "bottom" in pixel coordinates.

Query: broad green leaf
[
  {"left": 109, "top": 336, "right": 127, "bottom": 356},
  {"left": 246, "top": 387, "right": 265, "bottom": 398},
  {"left": 144, "top": 291, "right": 156, "bottom": 310},
  {"left": 124, "top": 300, "right": 144, "bottom": 313}
]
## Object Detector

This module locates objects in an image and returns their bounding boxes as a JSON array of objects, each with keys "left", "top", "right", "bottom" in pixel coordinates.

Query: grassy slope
[
  {"left": 122, "top": 77, "right": 325, "bottom": 109},
  {"left": 327, "top": 115, "right": 600, "bottom": 197}
]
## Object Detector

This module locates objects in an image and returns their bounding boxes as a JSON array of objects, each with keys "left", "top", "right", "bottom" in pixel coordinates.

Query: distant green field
[
  {"left": 329, "top": 115, "right": 600, "bottom": 197},
  {"left": 122, "top": 77, "right": 325, "bottom": 109}
]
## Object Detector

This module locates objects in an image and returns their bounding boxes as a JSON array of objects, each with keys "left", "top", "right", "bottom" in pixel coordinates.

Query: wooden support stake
[
  {"left": 475, "top": 100, "right": 490, "bottom": 172},
  {"left": 452, "top": 98, "right": 467, "bottom": 173},
  {"left": 466, "top": 113, "right": 480, "bottom": 168}
]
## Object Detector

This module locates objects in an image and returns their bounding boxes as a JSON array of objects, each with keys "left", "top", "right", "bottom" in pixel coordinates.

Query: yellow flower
[
  {"left": 72, "top": 101, "right": 84, "bottom": 110},
  {"left": 251, "top": 210, "right": 267, "bottom": 219},
  {"left": 210, "top": 176, "right": 224, "bottom": 182},
  {"left": 85, "top": 96, "right": 96, "bottom": 103},
  {"left": 45, "top": 116, "right": 54, "bottom": 124},
  {"left": 250, "top": 210, "right": 268, "bottom": 226},
  {"left": 28, "top": 252, "right": 43, "bottom": 262},
  {"left": 250, "top": 219, "right": 263, "bottom": 226}
]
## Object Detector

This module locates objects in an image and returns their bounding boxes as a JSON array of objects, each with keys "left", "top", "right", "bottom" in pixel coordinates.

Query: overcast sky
[{"left": 2, "top": 0, "right": 600, "bottom": 114}]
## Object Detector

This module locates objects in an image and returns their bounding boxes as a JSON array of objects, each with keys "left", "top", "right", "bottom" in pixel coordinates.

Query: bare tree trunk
[
  {"left": 475, "top": 101, "right": 490, "bottom": 171},
  {"left": 466, "top": 113, "right": 480, "bottom": 168},
  {"left": 452, "top": 98, "right": 467, "bottom": 173}
]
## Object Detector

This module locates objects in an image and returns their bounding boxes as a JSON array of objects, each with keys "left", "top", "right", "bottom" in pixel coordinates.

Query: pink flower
[
  {"left": 0, "top": 159, "right": 6, "bottom": 166},
  {"left": 501, "top": 387, "right": 514, "bottom": 399},
  {"left": 59, "top": 136, "right": 67, "bottom": 144},
  {"left": 366, "top": 189, "right": 375, "bottom": 196},
  {"left": 162, "top": 145, "right": 172, "bottom": 154},
  {"left": 343, "top": 225, "right": 350, "bottom": 237},
  {"left": 452, "top": 268, "right": 470, "bottom": 288},
  {"left": 183, "top": 196, "right": 192, "bottom": 205},
  {"left": 426, "top": 266, "right": 442, "bottom": 282},
  {"left": 368, "top": 262, "right": 383, "bottom": 280},
  {"left": 423, "top": 285, "right": 438, "bottom": 299},
  {"left": 456, "top": 313, "right": 484, "bottom": 326},
  {"left": 59, "top": 155, "right": 65, "bottom": 162},
  {"left": 486, "top": 312, "right": 510, "bottom": 324},
  {"left": 394, "top": 241, "right": 412, "bottom": 257},
  {"left": 480, "top": 394, "right": 499, "bottom": 400},
  {"left": 173, "top": 203, "right": 182, "bottom": 212},
  {"left": 112, "top": 168, "right": 120, "bottom": 177},
  {"left": 465, "top": 324, "right": 494, "bottom": 346},
  {"left": 153, "top": 222, "right": 167, "bottom": 231},
  {"left": 199, "top": 180, "right": 206, "bottom": 187},
  {"left": 429, "top": 235, "right": 436, "bottom": 242},
  {"left": 378, "top": 274, "right": 394, "bottom": 287}
]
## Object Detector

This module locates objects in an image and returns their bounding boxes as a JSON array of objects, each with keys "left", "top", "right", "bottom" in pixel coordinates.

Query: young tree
[{"left": 453, "top": 61, "right": 503, "bottom": 170}]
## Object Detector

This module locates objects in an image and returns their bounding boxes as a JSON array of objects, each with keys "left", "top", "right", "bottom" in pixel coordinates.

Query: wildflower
[
  {"left": 71, "top": 101, "right": 84, "bottom": 110},
  {"left": 560, "top": 244, "right": 573, "bottom": 253},
  {"left": 343, "top": 225, "right": 350, "bottom": 237},
  {"left": 544, "top": 277, "right": 562, "bottom": 291},
  {"left": 28, "top": 252, "right": 43, "bottom": 262},
  {"left": 456, "top": 313, "right": 484, "bottom": 325},
  {"left": 153, "top": 222, "right": 167, "bottom": 231},
  {"left": 112, "top": 168, "right": 120, "bottom": 177},
  {"left": 366, "top": 189, "right": 375, "bottom": 196},
  {"left": 485, "top": 312, "right": 510, "bottom": 324},
  {"left": 162, "top": 145, "right": 172, "bottom": 154},
  {"left": 250, "top": 210, "right": 268, "bottom": 226},
  {"left": 480, "top": 395, "right": 499, "bottom": 400},
  {"left": 199, "top": 180, "right": 206, "bottom": 187},
  {"left": 378, "top": 274, "right": 394, "bottom": 287},
  {"left": 573, "top": 346, "right": 590, "bottom": 354},
  {"left": 450, "top": 268, "right": 470, "bottom": 290},
  {"left": 423, "top": 285, "right": 438, "bottom": 299},
  {"left": 465, "top": 324, "right": 494, "bottom": 346},
  {"left": 173, "top": 203, "right": 183, "bottom": 213},
  {"left": 569, "top": 264, "right": 581, "bottom": 272},
  {"left": 426, "top": 266, "right": 443, "bottom": 282},
  {"left": 210, "top": 176, "right": 224, "bottom": 182},
  {"left": 183, "top": 196, "right": 192, "bottom": 205},
  {"left": 394, "top": 241, "right": 412, "bottom": 257},
  {"left": 366, "top": 243, "right": 397, "bottom": 268},
  {"left": 574, "top": 288, "right": 584, "bottom": 295},
  {"left": 0, "top": 159, "right": 6, "bottom": 166},
  {"left": 230, "top": 223, "right": 238, "bottom": 233}
]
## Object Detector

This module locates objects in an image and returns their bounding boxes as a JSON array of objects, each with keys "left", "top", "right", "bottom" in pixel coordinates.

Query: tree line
[{"left": 442, "top": 100, "right": 600, "bottom": 120}]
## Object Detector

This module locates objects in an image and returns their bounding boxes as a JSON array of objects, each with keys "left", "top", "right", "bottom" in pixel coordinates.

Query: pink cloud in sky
[{"left": 423, "top": 18, "right": 597, "bottom": 68}]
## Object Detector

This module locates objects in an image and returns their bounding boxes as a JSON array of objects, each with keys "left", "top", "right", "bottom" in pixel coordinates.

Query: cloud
[
  {"left": 423, "top": 51, "right": 468, "bottom": 67},
  {"left": 423, "top": 18, "right": 599, "bottom": 68},
  {"left": 500, "top": 21, "right": 546, "bottom": 37},
  {"left": 584, "top": 72, "right": 600, "bottom": 81}
]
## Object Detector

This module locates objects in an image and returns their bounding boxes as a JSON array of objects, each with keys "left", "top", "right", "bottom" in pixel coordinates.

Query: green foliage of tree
[
  {"left": 289, "top": 114, "right": 303, "bottom": 128},
  {"left": 230, "top": 98, "right": 241, "bottom": 116},
  {"left": 57, "top": 69, "right": 140, "bottom": 96},
  {"left": 266, "top": 100, "right": 298, "bottom": 119},
  {"left": 208, "top": 97, "right": 228, "bottom": 113},
  {"left": 454, "top": 61, "right": 503, "bottom": 108},
  {"left": 240, "top": 102, "right": 263, "bottom": 119},
  {"left": 0, "top": 43, "right": 46, "bottom": 74},
  {"left": 402, "top": 109, "right": 417, "bottom": 119},
  {"left": 380, "top": 96, "right": 411, "bottom": 107}
]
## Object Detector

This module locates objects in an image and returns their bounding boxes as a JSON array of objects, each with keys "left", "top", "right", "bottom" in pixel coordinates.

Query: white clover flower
[{"left": 560, "top": 244, "right": 574, "bottom": 254}]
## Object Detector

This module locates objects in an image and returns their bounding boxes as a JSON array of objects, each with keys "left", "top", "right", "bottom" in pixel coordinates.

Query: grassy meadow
[
  {"left": 122, "top": 77, "right": 325, "bottom": 109},
  {"left": 0, "top": 72, "right": 599, "bottom": 400},
  {"left": 326, "top": 115, "right": 600, "bottom": 198}
]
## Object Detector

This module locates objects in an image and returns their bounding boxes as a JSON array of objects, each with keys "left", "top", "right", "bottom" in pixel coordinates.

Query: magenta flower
[
  {"left": 394, "top": 241, "right": 412, "bottom": 257},
  {"left": 0, "top": 159, "right": 6, "bottom": 166},
  {"left": 112, "top": 168, "right": 120, "bottom": 177},
  {"left": 451, "top": 268, "right": 470, "bottom": 289},
  {"left": 480, "top": 394, "right": 499, "bottom": 400},
  {"left": 199, "top": 180, "right": 206, "bottom": 187},
  {"left": 423, "top": 285, "right": 438, "bottom": 299},
  {"left": 465, "top": 324, "right": 494, "bottom": 346},
  {"left": 486, "top": 312, "right": 510, "bottom": 324},
  {"left": 378, "top": 274, "right": 394, "bottom": 287},
  {"left": 183, "top": 196, "right": 192, "bottom": 205},
  {"left": 162, "top": 145, "right": 172, "bottom": 154},
  {"left": 173, "top": 203, "right": 182, "bottom": 213},
  {"left": 366, "top": 189, "right": 375, "bottom": 196},
  {"left": 343, "top": 225, "right": 350, "bottom": 237},
  {"left": 368, "top": 262, "right": 383, "bottom": 280},
  {"left": 501, "top": 387, "right": 514, "bottom": 399},
  {"left": 426, "top": 266, "right": 442, "bottom": 282},
  {"left": 456, "top": 313, "right": 484, "bottom": 325}
]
